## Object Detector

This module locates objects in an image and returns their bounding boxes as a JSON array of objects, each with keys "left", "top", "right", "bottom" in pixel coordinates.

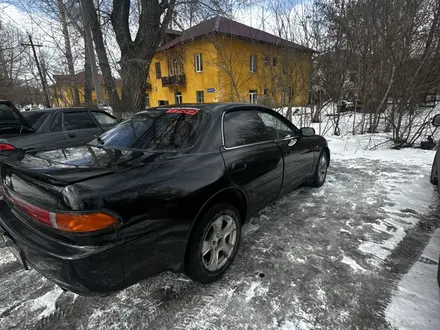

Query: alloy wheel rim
[
  {"left": 201, "top": 215, "right": 237, "bottom": 271},
  {"left": 318, "top": 156, "right": 327, "bottom": 182}
]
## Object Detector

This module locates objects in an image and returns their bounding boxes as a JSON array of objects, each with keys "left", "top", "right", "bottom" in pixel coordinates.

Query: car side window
[
  {"left": 223, "top": 110, "right": 271, "bottom": 148},
  {"left": 256, "top": 111, "right": 299, "bottom": 140},
  {"left": 63, "top": 112, "right": 98, "bottom": 130},
  {"left": 49, "top": 112, "right": 62, "bottom": 132},
  {"left": 91, "top": 111, "right": 118, "bottom": 126}
]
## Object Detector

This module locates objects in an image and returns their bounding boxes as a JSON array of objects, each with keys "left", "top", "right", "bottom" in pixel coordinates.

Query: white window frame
[
  {"left": 168, "top": 59, "right": 173, "bottom": 76},
  {"left": 175, "top": 92, "right": 182, "bottom": 104},
  {"left": 194, "top": 53, "right": 203, "bottom": 73},
  {"left": 174, "top": 59, "right": 179, "bottom": 75},
  {"left": 196, "top": 91, "right": 204, "bottom": 103},
  {"left": 250, "top": 55, "right": 257, "bottom": 73},
  {"left": 249, "top": 90, "right": 257, "bottom": 104}
]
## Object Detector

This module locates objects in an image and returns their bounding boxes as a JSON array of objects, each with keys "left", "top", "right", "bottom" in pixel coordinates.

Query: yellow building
[
  {"left": 51, "top": 72, "right": 121, "bottom": 107},
  {"left": 148, "top": 16, "right": 314, "bottom": 108}
]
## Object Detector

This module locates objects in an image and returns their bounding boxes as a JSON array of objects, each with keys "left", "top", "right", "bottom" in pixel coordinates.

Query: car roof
[{"left": 144, "top": 102, "right": 273, "bottom": 115}]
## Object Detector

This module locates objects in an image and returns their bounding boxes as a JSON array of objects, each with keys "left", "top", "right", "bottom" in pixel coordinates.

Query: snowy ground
[
  {"left": 386, "top": 229, "right": 440, "bottom": 330},
  {"left": 1, "top": 134, "right": 439, "bottom": 329}
]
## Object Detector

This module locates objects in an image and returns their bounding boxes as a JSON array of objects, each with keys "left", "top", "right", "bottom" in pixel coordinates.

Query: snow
[
  {"left": 244, "top": 281, "right": 269, "bottom": 303},
  {"left": 31, "top": 288, "right": 64, "bottom": 319},
  {"left": 341, "top": 255, "right": 367, "bottom": 273},
  {"left": 386, "top": 229, "right": 440, "bottom": 330}
]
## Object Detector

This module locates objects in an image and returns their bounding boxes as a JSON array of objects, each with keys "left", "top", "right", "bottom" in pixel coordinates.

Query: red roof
[{"left": 158, "top": 16, "right": 314, "bottom": 52}]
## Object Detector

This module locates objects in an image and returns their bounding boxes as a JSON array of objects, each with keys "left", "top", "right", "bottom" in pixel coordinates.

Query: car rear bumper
[
  {"left": 0, "top": 201, "right": 187, "bottom": 296},
  {"left": 0, "top": 204, "right": 124, "bottom": 296}
]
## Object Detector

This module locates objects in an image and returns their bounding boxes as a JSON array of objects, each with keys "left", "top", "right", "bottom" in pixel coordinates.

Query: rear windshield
[
  {"left": 89, "top": 108, "right": 210, "bottom": 151},
  {"left": 22, "top": 111, "right": 49, "bottom": 129}
]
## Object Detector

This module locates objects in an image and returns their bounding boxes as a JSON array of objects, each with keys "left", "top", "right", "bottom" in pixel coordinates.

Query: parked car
[
  {"left": 2, "top": 107, "right": 119, "bottom": 153},
  {"left": 429, "top": 113, "right": 440, "bottom": 285},
  {"left": 0, "top": 103, "right": 330, "bottom": 296}
]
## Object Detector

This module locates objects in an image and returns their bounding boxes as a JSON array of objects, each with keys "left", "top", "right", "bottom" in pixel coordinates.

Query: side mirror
[
  {"left": 432, "top": 114, "right": 440, "bottom": 126},
  {"left": 300, "top": 127, "right": 315, "bottom": 137}
]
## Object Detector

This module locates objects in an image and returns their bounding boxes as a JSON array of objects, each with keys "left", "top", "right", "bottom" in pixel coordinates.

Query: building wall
[
  {"left": 148, "top": 38, "right": 219, "bottom": 106},
  {"left": 52, "top": 84, "right": 121, "bottom": 107},
  {"left": 149, "top": 35, "right": 312, "bottom": 107},
  {"left": 214, "top": 36, "right": 311, "bottom": 106}
]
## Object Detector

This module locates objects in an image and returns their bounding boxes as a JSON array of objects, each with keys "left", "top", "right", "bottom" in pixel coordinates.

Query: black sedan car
[
  {"left": 0, "top": 103, "right": 330, "bottom": 296},
  {"left": 1, "top": 107, "right": 119, "bottom": 153},
  {"left": 429, "top": 113, "right": 440, "bottom": 285}
]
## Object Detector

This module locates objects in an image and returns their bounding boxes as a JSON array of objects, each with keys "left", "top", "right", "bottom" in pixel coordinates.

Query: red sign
[{"left": 166, "top": 108, "right": 199, "bottom": 115}]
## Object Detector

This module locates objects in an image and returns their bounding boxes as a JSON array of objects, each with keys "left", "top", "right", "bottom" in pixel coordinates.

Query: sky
[{"left": 0, "top": 1, "right": 311, "bottom": 81}]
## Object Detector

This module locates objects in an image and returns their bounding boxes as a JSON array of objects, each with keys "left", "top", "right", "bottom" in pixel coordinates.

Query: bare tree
[{"left": 57, "top": 0, "right": 80, "bottom": 105}]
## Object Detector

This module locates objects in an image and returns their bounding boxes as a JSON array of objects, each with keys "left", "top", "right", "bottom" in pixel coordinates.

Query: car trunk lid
[{"left": 0, "top": 101, "right": 34, "bottom": 136}]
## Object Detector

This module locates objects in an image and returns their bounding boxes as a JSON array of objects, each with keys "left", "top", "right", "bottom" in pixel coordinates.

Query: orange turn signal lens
[{"left": 55, "top": 212, "right": 118, "bottom": 232}]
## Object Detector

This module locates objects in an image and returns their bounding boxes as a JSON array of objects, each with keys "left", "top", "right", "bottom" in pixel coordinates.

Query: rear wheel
[
  {"left": 185, "top": 203, "right": 241, "bottom": 283},
  {"left": 438, "top": 255, "right": 440, "bottom": 286},
  {"left": 430, "top": 162, "right": 438, "bottom": 185}
]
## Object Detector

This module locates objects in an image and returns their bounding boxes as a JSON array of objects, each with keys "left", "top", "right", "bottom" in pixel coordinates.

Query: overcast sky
[{"left": 0, "top": 1, "right": 309, "bottom": 80}]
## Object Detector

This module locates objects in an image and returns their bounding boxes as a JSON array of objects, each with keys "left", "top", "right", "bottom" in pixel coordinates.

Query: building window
[
  {"left": 263, "top": 88, "right": 269, "bottom": 96},
  {"left": 272, "top": 57, "right": 277, "bottom": 66},
  {"left": 145, "top": 93, "right": 150, "bottom": 108},
  {"left": 264, "top": 56, "right": 270, "bottom": 66},
  {"left": 174, "top": 59, "right": 179, "bottom": 75},
  {"left": 155, "top": 62, "right": 161, "bottom": 79},
  {"left": 196, "top": 91, "right": 204, "bottom": 103},
  {"left": 194, "top": 54, "right": 203, "bottom": 72},
  {"left": 168, "top": 59, "right": 173, "bottom": 76},
  {"left": 249, "top": 90, "right": 257, "bottom": 104},
  {"left": 175, "top": 91, "right": 182, "bottom": 104},
  {"left": 250, "top": 55, "right": 257, "bottom": 72}
]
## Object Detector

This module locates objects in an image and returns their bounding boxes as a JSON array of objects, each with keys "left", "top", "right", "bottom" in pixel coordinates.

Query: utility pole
[
  {"left": 79, "top": 0, "right": 103, "bottom": 106},
  {"left": 21, "top": 35, "right": 51, "bottom": 108},
  {"left": 24, "top": 76, "right": 33, "bottom": 106}
]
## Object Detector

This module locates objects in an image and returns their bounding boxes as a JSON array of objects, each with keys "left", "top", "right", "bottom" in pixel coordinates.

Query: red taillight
[
  {"left": 7, "top": 192, "right": 118, "bottom": 232},
  {"left": 0, "top": 143, "right": 15, "bottom": 151},
  {"left": 11, "top": 195, "right": 52, "bottom": 226}
]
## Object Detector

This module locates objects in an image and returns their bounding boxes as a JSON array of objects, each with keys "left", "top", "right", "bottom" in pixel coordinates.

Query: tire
[
  {"left": 310, "top": 151, "right": 328, "bottom": 188},
  {"left": 185, "top": 203, "right": 241, "bottom": 284},
  {"left": 438, "top": 255, "right": 440, "bottom": 286},
  {"left": 430, "top": 162, "right": 438, "bottom": 185}
]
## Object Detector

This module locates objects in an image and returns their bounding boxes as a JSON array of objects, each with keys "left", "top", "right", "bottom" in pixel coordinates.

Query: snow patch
[
  {"left": 341, "top": 255, "right": 367, "bottom": 273},
  {"left": 244, "top": 281, "right": 269, "bottom": 303},
  {"left": 0, "top": 249, "right": 17, "bottom": 265},
  {"left": 280, "top": 308, "right": 316, "bottom": 330},
  {"left": 31, "top": 287, "right": 63, "bottom": 319},
  {"left": 386, "top": 229, "right": 440, "bottom": 330}
]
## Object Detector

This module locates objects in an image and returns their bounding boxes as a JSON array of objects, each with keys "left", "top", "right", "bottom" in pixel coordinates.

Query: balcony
[{"left": 161, "top": 74, "right": 186, "bottom": 87}]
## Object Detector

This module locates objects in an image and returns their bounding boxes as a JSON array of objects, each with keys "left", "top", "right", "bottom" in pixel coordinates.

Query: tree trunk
[
  {"left": 83, "top": 0, "right": 120, "bottom": 110},
  {"left": 111, "top": 0, "right": 175, "bottom": 111},
  {"left": 58, "top": 0, "right": 79, "bottom": 106},
  {"left": 84, "top": 38, "right": 93, "bottom": 106},
  {"left": 119, "top": 56, "right": 150, "bottom": 111}
]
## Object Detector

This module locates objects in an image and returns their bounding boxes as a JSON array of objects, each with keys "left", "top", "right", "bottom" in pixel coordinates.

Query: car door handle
[
  {"left": 288, "top": 138, "right": 298, "bottom": 147},
  {"left": 285, "top": 148, "right": 293, "bottom": 155},
  {"left": 232, "top": 162, "right": 247, "bottom": 173},
  {"left": 68, "top": 133, "right": 76, "bottom": 138}
]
